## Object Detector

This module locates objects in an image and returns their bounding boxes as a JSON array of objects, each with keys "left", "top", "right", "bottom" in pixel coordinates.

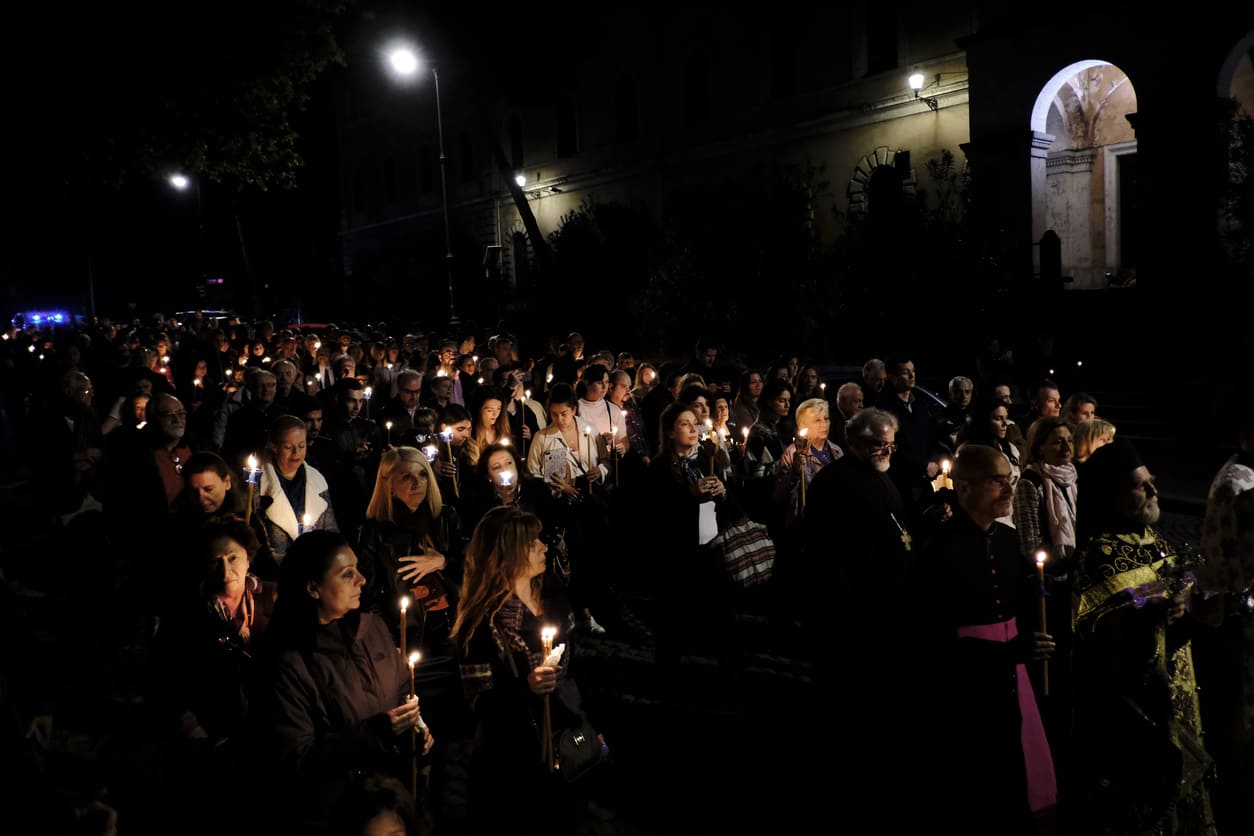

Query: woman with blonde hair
[
  {"left": 1072, "top": 417, "right": 1116, "bottom": 464},
  {"left": 358, "top": 447, "right": 464, "bottom": 655},
  {"left": 356, "top": 446, "right": 465, "bottom": 797},
  {"left": 452, "top": 506, "right": 597, "bottom": 835},
  {"left": 776, "top": 397, "right": 844, "bottom": 532}
]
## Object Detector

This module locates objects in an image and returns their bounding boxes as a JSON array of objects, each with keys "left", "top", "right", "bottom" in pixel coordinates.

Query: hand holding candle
[{"left": 540, "top": 626, "right": 556, "bottom": 770}]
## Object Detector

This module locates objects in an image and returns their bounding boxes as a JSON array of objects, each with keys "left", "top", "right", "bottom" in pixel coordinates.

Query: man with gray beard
[
  {"left": 801, "top": 406, "right": 913, "bottom": 651},
  {"left": 800, "top": 407, "right": 922, "bottom": 824}
]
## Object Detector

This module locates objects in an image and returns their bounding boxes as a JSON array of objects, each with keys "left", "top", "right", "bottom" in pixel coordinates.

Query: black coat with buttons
[{"left": 915, "top": 507, "right": 1039, "bottom": 830}]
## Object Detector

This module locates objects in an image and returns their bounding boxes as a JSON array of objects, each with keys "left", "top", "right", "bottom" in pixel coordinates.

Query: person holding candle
[
  {"left": 433, "top": 404, "right": 472, "bottom": 507},
  {"left": 775, "top": 398, "right": 844, "bottom": 535},
  {"left": 494, "top": 367, "right": 539, "bottom": 456},
  {"left": 259, "top": 530, "right": 433, "bottom": 832},
  {"left": 357, "top": 447, "right": 465, "bottom": 675},
  {"left": 649, "top": 402, "right": 746, "bottom": 707},
  {"left": 256, "top": 415, "right": 338, "bottom": 566},
  {"left": 741, "top": 377, "right": 795, "bottom": 529},
  {"left": 357, "top": 446, "right": 467, "bottom": 810},
  {"left": 914, "top": 444, "right": 1057, "bottom": 834},
  {"left": 527, "top": 383, "right": 614, "bottom": 634},
  {"left": 451, "top": 506, "right": 596, "bottom": 836}
]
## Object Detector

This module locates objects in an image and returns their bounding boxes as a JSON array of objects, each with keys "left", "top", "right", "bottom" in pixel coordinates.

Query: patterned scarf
[{"left": 1029, "top": 462, "right": 1078, "bottom": 548}]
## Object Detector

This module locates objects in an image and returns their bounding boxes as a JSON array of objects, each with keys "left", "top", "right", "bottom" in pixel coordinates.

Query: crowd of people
[{"left": 1, "top": 313, "right": 1252, "bottom": 836}]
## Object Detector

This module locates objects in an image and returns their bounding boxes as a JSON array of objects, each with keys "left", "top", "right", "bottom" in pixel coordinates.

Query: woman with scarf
[
  {"left": 151, "top": 519, "right": 272, "bottom": 831},
  {"left": 451, "top": 506, "right": 599, "bottom": 836}
]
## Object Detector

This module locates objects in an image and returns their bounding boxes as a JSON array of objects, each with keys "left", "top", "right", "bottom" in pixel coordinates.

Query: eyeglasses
[{"left": 866, "top": 441, "right": 896, "bottom": 454}]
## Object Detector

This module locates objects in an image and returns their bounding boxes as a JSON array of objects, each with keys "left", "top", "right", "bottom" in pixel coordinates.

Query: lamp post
[
  {"left": 386, "top": 44, "right": 459, "bottom": 327},
  {"left": 168, "top": 172, "right": 206, "bottom": 283}
]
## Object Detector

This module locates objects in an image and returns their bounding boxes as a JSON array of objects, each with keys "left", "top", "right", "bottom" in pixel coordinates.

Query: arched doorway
[{"left": 1029, "top": 60, "right": 1139, "bottom": 289}]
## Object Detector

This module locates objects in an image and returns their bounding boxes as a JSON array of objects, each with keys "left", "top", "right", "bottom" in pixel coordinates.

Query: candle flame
[
  {"left": 742, "top": 427, "right": 749, "bottom": 439},
  {"left": 611, "top": 426, "right": 618, "bottom": 435},
  {"left": 364, "top": 386, "right": 372, "bottom": 398},
  {"left": 542, "top": 627, "right": 557, "bottom": 642},
  {"left": 437, "top": 369, "right": 448, "bottom": 377},
  {"left": 546, "top": 372, "right": 554, "bottom": 383},
  {"left": 162, "top": 355, "right": 170, "bottom": 364},
  {"left": 262, "top": 356, "right": 271, "bottom": 364},
  {"left": 400, "top": 596, "right": 410, "bottom": 613},
  {"left": 499, "top": 470, "right": 515, "bottom": 487},
  {"left": 798, "top": 428, "right": 809, "bottom": 438},
  {"left": 1035, "top": 550, "right": 1047, "bottom": 567},
  {"left": 314, "top": 341, "right": 321, "bottom": 350},
  {"left": 477, "top": 377, "right": 484, "bottom": 384},
  {"left": 302, "top": 513, "right": 312, "bottom": 528},
  {"left": 439, "top": 427, "right": 454, "bottom": 442},
  {"left": 942, "top": 459, "right": 951, "bottom": 475},
  {"left": 386, "top": 421, "right": 393, "bottom": 430},
  {"left": 408, "top": 651, "right": 421, "bottom": 667},
  {"left": 500, "top": 436, "right": 511, "bottom": 446},
  {"left": 472, "top": 355, "right": 479, "bottom": 363},
  {"left": 247, "top": 455, "right": 258, "bottom": 471},
  {"left": 525, "top": 389, "right": 531, "bottom": 399}
]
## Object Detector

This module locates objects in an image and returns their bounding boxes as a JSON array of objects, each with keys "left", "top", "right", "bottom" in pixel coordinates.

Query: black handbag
[{"left": 554, "top": 718, "right": 605, "bottom": 782}]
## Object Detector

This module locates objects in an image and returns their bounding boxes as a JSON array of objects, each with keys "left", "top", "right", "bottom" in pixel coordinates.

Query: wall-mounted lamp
[{"left": 908, "top": 71, "right": 939, "bottom": 111}]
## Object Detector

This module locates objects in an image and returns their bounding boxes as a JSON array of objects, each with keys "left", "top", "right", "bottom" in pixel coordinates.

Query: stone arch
[
  {"left": 1029, "top": 60, "right": 1139, "bottom": 288},
  {"left": 845, "top": 145, "right": 917, "bottom": 221}
]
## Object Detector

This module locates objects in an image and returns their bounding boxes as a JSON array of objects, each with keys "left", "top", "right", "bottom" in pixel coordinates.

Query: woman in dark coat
[
  {"left": 259, "top": 531, "right": 433, "bottom": 834},
  {"left": 650, "top": 401, "right": 745, "bottom": 703}
]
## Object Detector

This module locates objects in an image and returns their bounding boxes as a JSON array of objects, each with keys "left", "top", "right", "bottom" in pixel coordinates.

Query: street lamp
[{"left": 385, "top": 42, "right": 458, "bottom": 326}]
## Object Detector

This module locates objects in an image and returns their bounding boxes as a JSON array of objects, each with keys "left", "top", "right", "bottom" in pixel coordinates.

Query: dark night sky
[{"left": 0, "top": 2, "right": 634, "bottom": 321}]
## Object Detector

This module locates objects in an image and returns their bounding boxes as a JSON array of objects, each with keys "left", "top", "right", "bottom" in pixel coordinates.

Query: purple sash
[{"left": 955, "top": 619, "right": 1057, "bottom": 812}]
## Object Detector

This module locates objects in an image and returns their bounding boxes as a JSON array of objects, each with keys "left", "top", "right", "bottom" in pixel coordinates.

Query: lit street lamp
[{"left": 385, "top": 42, "right": 459, "bottom": 326}]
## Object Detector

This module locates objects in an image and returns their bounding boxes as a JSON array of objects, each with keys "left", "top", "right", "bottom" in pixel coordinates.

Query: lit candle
[
  {"left": 27, "top": 344, "right": 34, "bottom": 353},
  {"left": 582, "top": 424, "right": 592, "bottom": 470},
  {"left": 422, "top": 444, "right": 439, "bottom": 463},
  {"left": 399, "top": 596, "right": 410, "bottom": 660},
  {"left": 472, "top": 355, "right": 479, "bottom": 364},
  {"left": 525, "top": 389, "right": 531, "bottom": 401},
  {"left": 162, "top": 355, "right": 170, "bottom": 364},
  {"left": 942, "top": 459, "right": 953, "bottom": 490},
  {"left": 408, "top": 651, "right": 421, "bottom": 699},
  {"left": 363, "top": 386, "right": 373, "bottom": 420},
  {"left": 498, "top": 470, "right": 515, "bottom": 488},
  {"left": 1036, "top": 551, "right": 1050, "bottom": 696},
  {"left": 262, "top": 356, "right": 271, "bottom": 364},
  {"left": 440, "top": 427, "right": 459, "bottom": 498},
  {"left": 546, "top": 371, "right": 554, "bottom": 383},
  {"left": 500, "top": 436, "right": 511, "bottom": 447},
  {"left": 820, "top": 382, "right": 827, "bottom": 394},
  {"left": 610, "top": 426, "right": 619, "bottom": 487},
  {"left": 437, "top": 368, "right": 448, "bottom": 378},
  {"left": 306, "top": 377, "right": 314, "bottom": 390},
  {"left": 797, "top": 428, "right": 810, "bottom": 509},
  {"left": 477, "top": 377, "right": 484, "bottom": 384},
  {"left": 194, "top": 377, "right": 203, "bottom": 389},
  {"left": 314, "top": 341, "right": 321, "bottom": 351},
  {"left": 741, "top": 426, "right": 750, "bottom": 453},
  {"left": 385, "top": 420, "right": 394, "bottom": 445},
  {"left": 541, "top": 626, "right": 556, "bottom": 660},
  {"left": 244, "top": 455, "right": 261, "bottom": 526},
  {"left": 540, "top": 625, "right": 556, "bottom": 770}
]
